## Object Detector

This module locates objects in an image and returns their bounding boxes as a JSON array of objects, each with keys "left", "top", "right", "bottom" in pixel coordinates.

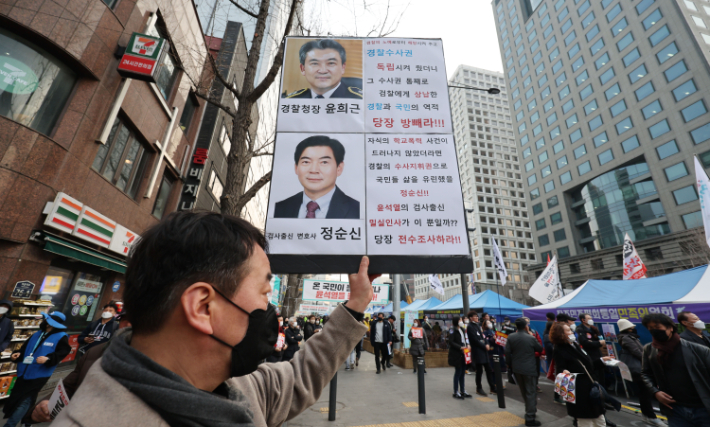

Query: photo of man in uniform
[
  {"left": 275, "top": 135, "right": 360, "bottom": 219},
  {"left": 282, "top": 39, "right": 363, "bottom": 99}
]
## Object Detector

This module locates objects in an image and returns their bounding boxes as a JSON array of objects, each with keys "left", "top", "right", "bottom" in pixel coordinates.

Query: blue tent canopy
[
  {"left": 403, "top": 297, "right": 442, "bottom": 311},
  {"left": 427, "top": 290, "right": 529, "bottom": 317}
]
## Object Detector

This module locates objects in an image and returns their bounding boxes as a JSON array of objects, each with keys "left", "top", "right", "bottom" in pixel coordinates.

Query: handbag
[{"left": 576, "top": 357, "right": 621, "bottom": 412}]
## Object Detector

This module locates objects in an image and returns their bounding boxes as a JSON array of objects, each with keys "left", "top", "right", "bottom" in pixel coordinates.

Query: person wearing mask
[
  {"left": 282, "top": 318, "right": 303, "bottom": 362},
  {"left": 482, "top": 313, "right": 490, "bottom": 325},
  {"left": 543, "top": 312, "right": 555, "bottom": 365},
  {"left": 77, "top": 302, "right": 119, "bottom": 356},
  {"left": 448, "top": 316, "right": 472, "bottom": 400},
  {"left": 52, "top": 211, "right": 373, "bottom": 427},
  {"left": 616, "top": 319, "right": 665, "bottom": 427},
  {"left": 387, "top": 315, "right": 398, "bottom": 368},
  {"left": 501, "top": 317, "right": 516, "bottom": 335},
  {"left": 408, "top": 319, "right": 428, "bottom": 374},
  {"left": 3, "top": 312, "right": 71, "bottom": 427},
  {"left": 577, "top": 314, "right": 617, "bottom": 427},
  {"left": 0, "top": 300, "right": 14, "bottom": 356},
  {"left": 304, "top": 315, "right": 317, "bottom": 341},
  {"left": 463, "top": 315, "right": 471, "bottom": 375},
  {"left": 467, "top": 312, "right": 495, "bottom": 396},
  {"left": 370, "top": 312, "right": 392, "bottom": 374},
  {"left": 551, "top": 322, "right": 611, "bottom": 427},
  {"left": 267, "top": 315, "right": 287, "bottom": 363},
  {"left": 557, "top": 313, "right": 578, "bottom": 337},
  {"left": 522, "top": 317, "right": 544, "bottom": 393},
  {"left": 482, "top": 319, "right": 501, "bottom": 393},
  {"left": 640, "top": 313, "right": 710, "bottom": 426},
  {"left": 505, "top": 318, "right": 543, "bottom": 426},
  {"left": 678, "top": 311, "right": 710, "bottom": 349},
  {"left": 27, "top": 313, "right": 131, "bottom": 424},
  {"left": 490, "top": 317, "right": 498, "bottom": 331}
]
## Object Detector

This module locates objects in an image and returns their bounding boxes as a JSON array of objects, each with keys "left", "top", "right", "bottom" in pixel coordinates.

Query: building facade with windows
[
  {"left": 414, "top": 66, "right": 536, "bottom": 305},
  {"left": 493, "top": 0, "right": 710, "bottom": 288},
  {"left": 0, "top": 1, "right": 208, "bottom": 336}
]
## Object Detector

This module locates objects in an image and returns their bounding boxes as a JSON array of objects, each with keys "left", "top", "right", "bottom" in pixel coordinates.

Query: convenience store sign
[{"left": 44, "top": 192, "right": 140, "bottom": 257}]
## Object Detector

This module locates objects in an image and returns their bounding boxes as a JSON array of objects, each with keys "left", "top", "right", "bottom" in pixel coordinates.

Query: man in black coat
[
  {"left": 576, "top": 313, "right": 606, "bottom": 381},
  {"left": 282, "top": 319, "right": 303, "bottom": 362},
  {"left": 505, "top": 318, "right": 543, "bottom": 426},
  {"left": 466, "top": 311, "right": 495, "bottom": 395},
  {"left": 274, "top": 136, "right": 359, "bottom": 219},
  {"left": 304, "top": 315, "right": 317, "bottom": 341},
  {"left": 369, "top": 313, "right": 392, "bottom": 374},
  {"left": 678, "top": 311, "right": 710, "bottom": 349},
  {"left": 641, "top": 313, "right": 710, "bottom": 425}
]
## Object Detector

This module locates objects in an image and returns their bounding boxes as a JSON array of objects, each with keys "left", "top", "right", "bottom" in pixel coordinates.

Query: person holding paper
[
  {"left": 370, "top": 312, "right": 392, "bottom": 374},
  {"left": 3, "top": 312, "right": 71, "bottom": 427},
  {"left": 466, "top": 311, "right": 495, "bottom": 396},
  {"left": 448, "top": 316, "right": 472, "bottom": 400},
  {"left": 408, "top": 319, "right": 428, "bottom": 374},
  {"left": 77, "top": 302, "right": 119, "bottom": 355}
]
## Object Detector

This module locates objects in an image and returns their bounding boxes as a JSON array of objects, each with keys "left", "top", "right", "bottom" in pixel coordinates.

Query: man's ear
[
  {"left": 336, "top": 161, "right": 344, "bottom": 176},
  {"left": 181, "top": 283, "right": 218, "bottom": 336},
  {"left": 300, "top": 64, "right": 306, "bottom": 76}
]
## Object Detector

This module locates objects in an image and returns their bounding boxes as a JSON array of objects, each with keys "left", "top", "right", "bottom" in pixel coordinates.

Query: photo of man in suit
[
  {"left": 274, "top": 135, "right": 360, "bottom": 219},
  {"left": 282, "top": 39, "right": 363, "bottom": 99}
]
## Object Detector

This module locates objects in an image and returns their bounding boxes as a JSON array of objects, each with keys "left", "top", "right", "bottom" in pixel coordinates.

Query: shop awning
[{"left": 43, "top": 235, "right": 127, "bottom": 274}]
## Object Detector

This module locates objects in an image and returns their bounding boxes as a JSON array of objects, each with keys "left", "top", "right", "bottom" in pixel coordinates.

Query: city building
[
  {"left": 0, "top": 0, "right": 207, "bottom": 341},
  {"left": 177, "top": 21, "right": 258, "bottom": 213},
  {"left": 414, "top": 66, "right": 536, "bottom": 304},
  {"left": 493, "top": 0, "right": 710, "bottom": 288}
]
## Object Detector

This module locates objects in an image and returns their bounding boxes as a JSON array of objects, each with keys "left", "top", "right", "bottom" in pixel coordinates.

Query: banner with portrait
[{"left": 266, "top": 37, "right": 472, "bottom": 274}]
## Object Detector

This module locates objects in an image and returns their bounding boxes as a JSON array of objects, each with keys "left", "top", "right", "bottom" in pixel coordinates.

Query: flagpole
[{"left": 496, "top": 273, "right": 502, "bottom": 319}]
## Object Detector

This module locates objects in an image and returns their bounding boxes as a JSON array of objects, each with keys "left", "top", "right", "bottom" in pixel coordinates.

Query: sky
[{"left": 306, "top": 0, "right": 505, "bottom": 78}]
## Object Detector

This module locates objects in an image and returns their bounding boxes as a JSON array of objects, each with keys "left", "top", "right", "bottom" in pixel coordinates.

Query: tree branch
[
  {"left": 207, "top": 52, "right": 241, "bottom": 100},
  {"left": 235, "top": 171, "right": 272, "bottom": 211},
  {"left": 247, "top": 0, "right": 300, "bottom": 102},
  {"left": 225, "top": 0, "right": 259, "bottom": 19},
  {"left": 253, "top": 151, "right": 273, "bottom": 157},
  {"left": 194, "top": 90, "right": 237, "bottom": 119}
]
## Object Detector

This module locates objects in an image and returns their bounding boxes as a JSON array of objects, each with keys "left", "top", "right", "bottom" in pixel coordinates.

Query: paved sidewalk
[{"left": 287, "top": 355, "right": 558, "bottom": 427}]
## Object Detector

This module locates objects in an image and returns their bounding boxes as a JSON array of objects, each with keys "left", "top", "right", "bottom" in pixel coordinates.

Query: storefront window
[
  {"left": 60, "top": 272, "right": 105, "bottom": 331},
  {"left": 0, "top": 29, "right": 77, "bottom": 135},
  {"left": 39, "top": 266, "right": 75, "bottom": 312}
]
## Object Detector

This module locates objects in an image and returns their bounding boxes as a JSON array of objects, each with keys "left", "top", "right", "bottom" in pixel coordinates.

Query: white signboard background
[
  {"left": 265, "top": 37, "right": 470, "bottom": 271},
  {"left": 302, "top": 279, "right": 389, "bottom": 304}
]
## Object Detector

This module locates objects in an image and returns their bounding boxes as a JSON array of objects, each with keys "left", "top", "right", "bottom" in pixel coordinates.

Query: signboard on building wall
[
  {"left": 11, "top": 281, "right": 35, "bottom": 299},
  {"left": 178, "top": 148, "right": 209, "bottom": 211},
  {"left": 117, "top": 33, "right": 168, "bottom": 82},
  {"left": 264, "top": 37, "right": 471, "bottom": 274},
  {"left": 43, "top": 193, "right": 140, "bottom": 257},
  {"left": 302, "top": 279, "right": 389, "bottom": 304}
]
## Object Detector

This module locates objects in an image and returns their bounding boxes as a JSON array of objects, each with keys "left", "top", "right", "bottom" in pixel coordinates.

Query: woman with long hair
[
  {"left": 448, "top": 316, "right": 472, "bottom": 400},
  {"left": 408, "top": 318, "right": 428, "bottom": 374},
  {"left": 550, "top": 323, "right": 609, "bottom": 427}
]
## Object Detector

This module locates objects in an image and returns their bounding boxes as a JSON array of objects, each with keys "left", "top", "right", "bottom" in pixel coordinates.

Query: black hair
[
  {"left": 124, "top": 211, "right": 267, "bottom": 334},
  {"left": 293, "top": 135, "right": 345, "bottom": 166},
  {"left": 556, "top": 313, "right": 571, "bottom": 322},
  {"left": 642, "top": 313, "right": 676, "bottom": 332},
  {"left": 453, "top": 316, "right": 461, "bottom": 326},
  {"left": 678, "top": 311, "right": 692, "bottom": 324},
  {"left": 482, "top": 312, "right": 489, "bottom": 318},
  {"left": 388, "top": 315, "right": 396, "bottom": 320},
  {"left": 299, "top": 39, "right": 346, "bottom": 65},
  {"left": 377, "top": 312, "right": 384, "bottom": 317},
  {"left": 546, "top": 312, "right": 555, "bottom": 320},
  {"left": 467, "top": 311, "right": 479, "bottom": 319},
  {"left": 103, "top": 302, "right": 119, "bottom": 312},
  {"left": 579, "top": 313, "right": 590, "bottom": 322},
  {"left": 515, "top": 318, "right": 528, "bottom": 331}
]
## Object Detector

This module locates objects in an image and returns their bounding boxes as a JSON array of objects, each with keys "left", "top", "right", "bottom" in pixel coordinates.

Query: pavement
[{"left": 287, "top": 354, "right": 668, "bottom": 427}]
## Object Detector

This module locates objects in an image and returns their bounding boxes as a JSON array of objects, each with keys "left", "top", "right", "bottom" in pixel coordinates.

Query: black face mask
[
  {"left": 210, "top": 287, "right": 279, "bottom": 377},
  {"left": 650, "top": 329, "right": 671, "bottom": 342},
  {"left": 39, "top": 320, "right": 49, "bottom": 331}
]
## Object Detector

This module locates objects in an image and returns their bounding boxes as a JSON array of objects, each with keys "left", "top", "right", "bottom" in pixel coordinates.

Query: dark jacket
[
  {"left": 24, "top": 343, "right": 107, "bottom": 424},
  {"left": 78, "top": 318, "right": 119, "bottom": 353},
  {"left": 303, "top": 322, "right": 316, "bottom": 341},
  {"left": 281, "top": 80, "right": 363, "bottom": 99},
  {"left": 576, "top": 324, "right": 603, "bottom": 357},
  {"left": 504, "top": 330, "right": 543, "bottom": 377},
  {"left": 554, "top": 342, "right": 606, "bottom": 419},
  {"left": 680, "top": 329, "right": 710, "bottom": 349},
  {"left": 466, "top": 322, "right": 489, "bottom": 365},
  {"left": 282, "top": 327, "right": 303, "bottom": 361},
  {"left": 640, "top": 339, "right": 710, "bottom": 416},
  {"left": 274, "top": 186, "right": 360, "bottom": 219},
  {"left": 369, "top": 319, "right": 392, "bottom": 344},
  {"left": 448, "top": 327, "right": 467, "bottom": 366},
  {"left": 408, "top": 327, "right": 428, "bottom": 357},
  {"left": 0, "top": 314, "right": 14, "bottom": 353},
  {"left": 617, "top": 330, "right": 644, "bottom": 374}
]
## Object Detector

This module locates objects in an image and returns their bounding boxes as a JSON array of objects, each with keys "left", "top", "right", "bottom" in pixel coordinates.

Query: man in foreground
[
  {"left": 641, "top": 313, "right": 710, "bottom": 426},
  {"left": 370, "top": 312, "right": 392, "bottom": 374},
  {"left": 52, "top": 211, "right": 371, "bottom": 427}
]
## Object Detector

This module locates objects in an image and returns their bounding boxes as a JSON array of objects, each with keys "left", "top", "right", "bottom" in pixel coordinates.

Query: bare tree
[{"left": 188, "top": 0, "right": 409, "bottom": 218}]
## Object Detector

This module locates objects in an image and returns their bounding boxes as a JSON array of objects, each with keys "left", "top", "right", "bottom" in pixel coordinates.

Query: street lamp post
[{"left": 447, "top": 84, "right": 501, "bottom": 94}]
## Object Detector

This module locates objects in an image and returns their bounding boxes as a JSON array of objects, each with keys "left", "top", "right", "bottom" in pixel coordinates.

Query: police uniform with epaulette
[{"left": 282, "top": 78, "right": 363, "bottom": 99}]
